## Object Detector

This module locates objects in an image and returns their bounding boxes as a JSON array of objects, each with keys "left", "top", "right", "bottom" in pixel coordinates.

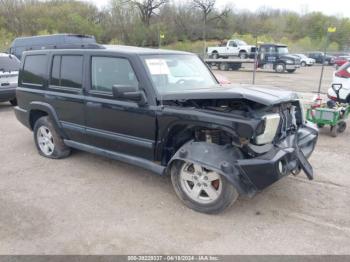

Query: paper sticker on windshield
[{"left": 145, "top": 59, "right": 170, "bottom": 75}]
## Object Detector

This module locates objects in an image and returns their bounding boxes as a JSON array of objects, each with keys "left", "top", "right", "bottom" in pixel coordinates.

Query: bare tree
[
  {"left": 127, "top": 0, "right": 168, "bottom": 26},
  {"left": 109, "top": 0, "right": 138, "bottom": 43},
  {"left": 193, "top": 0, "right": 229, "bottom": 40},
  {"left": 192, "top": 0, "right": 215, "bottom": 41}
]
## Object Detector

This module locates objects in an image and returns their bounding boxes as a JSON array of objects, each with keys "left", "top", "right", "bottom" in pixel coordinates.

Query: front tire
[
  {"left": 33, "top": 116, "right": 71, "bottom": 159},
  {"left": 275, "top": 63, "right": 286, "bottom": 73},
  {"left": 171, "top": 160, "right": 239, "bottom": 214}
]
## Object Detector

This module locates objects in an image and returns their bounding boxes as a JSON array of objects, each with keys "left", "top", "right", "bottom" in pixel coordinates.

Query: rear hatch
[{"left": 0, "top": 53, "right": 20, "bottom": 88}]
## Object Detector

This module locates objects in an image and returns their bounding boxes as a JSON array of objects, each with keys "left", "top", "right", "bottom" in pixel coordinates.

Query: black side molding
[{"left": 64, "top": 140, "right": 166, "bottom": 175}]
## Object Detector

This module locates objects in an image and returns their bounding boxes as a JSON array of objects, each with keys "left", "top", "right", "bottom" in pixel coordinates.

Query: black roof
[
  {"left": 22, "top": 45, "right": 192, "bottom": 56},
  {"left": 103, "top": 45, "right": 192, "bottom": 55},
  {"left": 11, "top": 34, "right": 96, "bottom": 47}
]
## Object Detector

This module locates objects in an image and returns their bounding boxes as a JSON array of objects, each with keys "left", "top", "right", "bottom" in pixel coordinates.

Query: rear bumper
[
  {"left": 237, "top": 123, "right": 318, "bottom": 191},
  {"left": 0, "top": 86, "right": 16, "bottom": 102},
  {"left": 14, "top": 106, "right": 30, "bottom": 129}
]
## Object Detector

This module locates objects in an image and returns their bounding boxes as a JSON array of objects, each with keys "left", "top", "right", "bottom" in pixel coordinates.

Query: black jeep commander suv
[{"left": 14, "top": 46, "right": 318, "bottom": 214}]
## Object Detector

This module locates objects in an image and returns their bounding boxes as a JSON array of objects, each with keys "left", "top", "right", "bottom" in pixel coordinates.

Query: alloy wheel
[
  {"left": 179, "top": 162, "right": 222, "bottom": 204},
  {"left": 37, "top": 126, "right": 55, "bottom": 156}
]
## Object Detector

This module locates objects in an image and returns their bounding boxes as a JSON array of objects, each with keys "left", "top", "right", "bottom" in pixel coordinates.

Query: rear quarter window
[{"left": 22, "top": 55, "right": 47, "bottom": 86}]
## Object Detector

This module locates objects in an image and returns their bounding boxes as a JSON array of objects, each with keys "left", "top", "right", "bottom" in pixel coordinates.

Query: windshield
[
  {"left": 277, "top": 47, "right": 289, "bottom": 55},
  {"left": 142, "top": 54, "right": 218, "bottom": 94},
  {"left": 0, "top": 55, "right": 20, "bottom": 72},
  {"left": 297, "top": 54, "right": 307, "bottom": 59},
  {"left": 236, "top": 40, "right": 247, "bottom": 46}
]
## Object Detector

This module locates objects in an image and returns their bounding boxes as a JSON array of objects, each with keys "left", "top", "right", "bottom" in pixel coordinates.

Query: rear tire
[
  {"left": 212, "top": 52, "right": 219, "bottom": 59},
  {"left": 170, "top": 160, "right": 239, "bottom": 214},
  {"left": 330, "top": 125, "right": 338, "bottom": 137},
  {"left": 230, "top": 63, "right": 241, "bottom": 71},
  {"left": 337, "top": 121, "right": 347, "bottom": 133},
  {"left": 330, "top": 121, "right": 346, "bottom": 137},
  {"left": 219, "top": 62, "right": 229, "bottom": 71},
  {"left": 33, "top": 116, "right": 71, "bottom": 159},
  {"left": 301, "top": 61, "right": 306, "bottom": 67},
  {"left": 239, "top": 51, "right": 247, "bottom": 59}
]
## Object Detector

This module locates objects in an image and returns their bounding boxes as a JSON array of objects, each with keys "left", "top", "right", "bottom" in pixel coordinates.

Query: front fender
[{"left": 168, "top": 141, "right": 257, "bottom": 196}]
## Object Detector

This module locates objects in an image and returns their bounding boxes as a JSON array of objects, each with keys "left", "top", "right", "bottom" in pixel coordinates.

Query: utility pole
[
  {"left": 318, "top": 26, "right": 336, "bottom": 95},
  {"left": 203, "top": 15, "right": 207, "bottom": 59},
  {"left": 158, "top": 23, "right": 161, "bottom": 49},
  {"left": 252, "top": 34, "right": 258, "bottom": 85}
]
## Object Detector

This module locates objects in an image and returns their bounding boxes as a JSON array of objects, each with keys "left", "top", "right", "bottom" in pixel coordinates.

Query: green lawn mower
[{"left": 306, "top": 84, "right": 350, "bottom": 137}]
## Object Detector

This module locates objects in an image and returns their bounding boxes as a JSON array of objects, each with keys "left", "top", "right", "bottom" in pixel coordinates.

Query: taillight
[
  {"left": 335, "top": 69, "right": 350, "bottom": 78},
  {"left": 327, "top": 94, "right": 337, "bottom": 101}
]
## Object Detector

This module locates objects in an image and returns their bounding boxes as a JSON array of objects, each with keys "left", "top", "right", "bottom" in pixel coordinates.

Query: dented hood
[{"left": 160, "top": 85, "right": 299, "bottom": 106}]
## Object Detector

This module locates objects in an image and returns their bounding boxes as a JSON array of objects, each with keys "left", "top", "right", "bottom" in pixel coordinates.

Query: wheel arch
[
  {"left": 211, "top": 50, "right": 219, "bottom": 58},
  {"left": 274, "top": 61, "right": 286, "bottom": 71},
  {"left": 28, "top": 102, "right": 67, "bottom": 138},
  {"left": 168, "top": 141, "right": 257, "bottom": 196},
  {"left": 158, "top": 121, "right": 240, "bottom": 166}
]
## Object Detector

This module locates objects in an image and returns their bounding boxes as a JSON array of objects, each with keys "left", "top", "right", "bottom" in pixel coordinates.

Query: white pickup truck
[{"left": 207, "top": 39, "right": 256, "bottom": 59}]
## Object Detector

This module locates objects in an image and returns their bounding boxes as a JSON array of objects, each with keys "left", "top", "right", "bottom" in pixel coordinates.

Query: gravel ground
[{"left": 0, "top": 65, "right": 349, "bottom": 254}]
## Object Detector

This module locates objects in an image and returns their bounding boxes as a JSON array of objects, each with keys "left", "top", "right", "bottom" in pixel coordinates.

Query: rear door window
[
  {"left": 22, "top": 55, "right": 47, "bottom": 86},
  {"left": 50, "top": 55, "right": 83, "bottom": 89}
]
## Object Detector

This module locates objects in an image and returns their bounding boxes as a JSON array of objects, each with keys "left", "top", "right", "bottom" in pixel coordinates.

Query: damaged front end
[
  {"left": 237, "top": 122, "right": 318, "bottom": 192},
  {"left": 167, "top": 97, "right": 318, "bottom": 197}
]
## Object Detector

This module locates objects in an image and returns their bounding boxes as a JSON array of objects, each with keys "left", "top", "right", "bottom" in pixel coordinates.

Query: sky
[{"left": 82, "top": 0, "right": 350, "bottom": 17}]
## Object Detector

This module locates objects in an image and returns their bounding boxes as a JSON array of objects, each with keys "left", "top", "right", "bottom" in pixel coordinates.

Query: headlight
[
  {"left": 286, "top": 60, "right": 294, "bottom": 64},
  {"left": 255, "top": 113, "right": 280, "bottom": 145}
]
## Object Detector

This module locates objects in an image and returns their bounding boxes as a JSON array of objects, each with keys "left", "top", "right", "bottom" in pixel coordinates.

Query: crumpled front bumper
[
  {"left": 169, "top": 122, "right": 318, "bottom": 197},
  {"left": 237, "top": 122, "right": 318, "bottom": 191}
]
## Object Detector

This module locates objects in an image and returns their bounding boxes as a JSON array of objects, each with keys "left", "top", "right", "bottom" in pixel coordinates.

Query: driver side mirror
[{"left": 112, "top": 85, "right": 147, "bottom": 106}]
